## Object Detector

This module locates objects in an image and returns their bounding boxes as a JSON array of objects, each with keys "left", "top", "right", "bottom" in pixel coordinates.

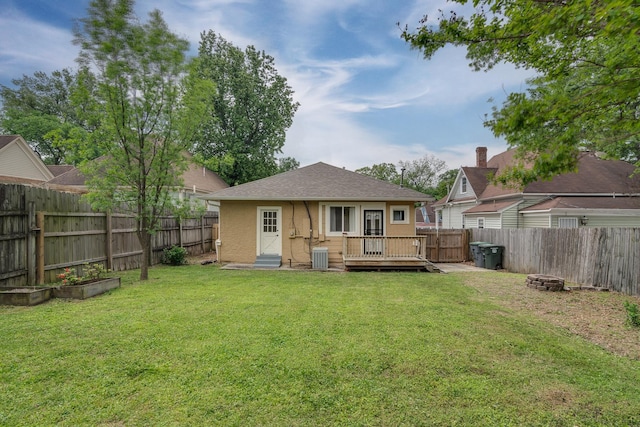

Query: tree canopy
[
  {"left": 191, "top": 30, "right": 300, "bottom": 185},
  {"left": 355, "top": 163, "right": 400, "bottom": 184},
  {"left": 355, "top": 154, "right": 451, "bottom": 198},
  {"left": 0, "top": 68, "right": 100, "bottom": 165},
  {"left": 402, "top": 0, "right": 640, "bottom": 185},
  {"left": 73, "top": 0, "right": 211, "bottom": 280},
  {"left": 398, "top": 154, "right": 447, "bottom": 194}
]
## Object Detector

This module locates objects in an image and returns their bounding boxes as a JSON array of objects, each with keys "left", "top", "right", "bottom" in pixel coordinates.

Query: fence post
[
  {"left": 201, "top": 215, "right": 205, "bottom": 253},
  {"left": 106, "top": 211, "right": 113, "bottom": 271},
  {"left": 179, "top": 218, "right": 183, "bottom": 247},
  {"left": 27, "top": 202, "right": 36, "bottom": 285},
  {"left": 36, "top": 211, "right": 45, "bottom": 285}
]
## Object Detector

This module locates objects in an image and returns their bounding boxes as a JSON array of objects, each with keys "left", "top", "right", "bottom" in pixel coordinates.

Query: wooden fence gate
[{"left": 417, "top": 229, "right": 470, "bottom": 262}]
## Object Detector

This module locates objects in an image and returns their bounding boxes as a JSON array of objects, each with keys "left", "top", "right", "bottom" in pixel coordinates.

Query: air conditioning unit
[{"left": 312, "top": 247, "right": 329, "bottom": 270}]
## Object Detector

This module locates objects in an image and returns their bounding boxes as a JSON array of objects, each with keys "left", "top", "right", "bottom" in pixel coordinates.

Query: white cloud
[{"left": 0, "top": 10, "right": 78, "bottom": 82}]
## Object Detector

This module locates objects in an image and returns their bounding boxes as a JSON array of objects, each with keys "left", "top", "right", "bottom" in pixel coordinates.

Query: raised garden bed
[
  {"left": 0, "top": 287, "right": 53, "bottom": 306},
  {"left": 53, "top": 277, "right": 121, "bottom": 300}
]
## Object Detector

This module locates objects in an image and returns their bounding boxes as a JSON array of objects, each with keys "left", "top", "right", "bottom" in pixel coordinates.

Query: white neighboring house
[{"left": 434, "top": 147, "right": 640, "bottom": 229}]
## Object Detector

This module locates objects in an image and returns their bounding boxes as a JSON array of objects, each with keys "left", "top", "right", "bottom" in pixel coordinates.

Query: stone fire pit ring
[{"left": 525, "top": 274, "right": 565, "bottom": 292}]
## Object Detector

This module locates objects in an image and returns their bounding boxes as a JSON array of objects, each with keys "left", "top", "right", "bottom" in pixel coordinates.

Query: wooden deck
[
  {"left": 344, "top": 256, "right": 439, "bottom": 272},
  {"left": 342, "top": 236, "right": 441, "bottom": 272}
]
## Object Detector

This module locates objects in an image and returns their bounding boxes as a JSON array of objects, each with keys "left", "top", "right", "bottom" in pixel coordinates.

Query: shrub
[
  {"left": 163, "top": 245, "right": 188, "bottom": 266},
  {"left": 624, "top": 301, "right": 640, "bottom": 327},
  {"left": 57, "top": 267, "right": 81, "bottom": 285},
  {"left": 84, "top": 263, "right": 108, "bottom": 280}
]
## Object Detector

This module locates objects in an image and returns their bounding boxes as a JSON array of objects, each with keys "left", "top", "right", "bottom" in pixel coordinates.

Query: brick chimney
[{"left": 476, "top": 146, "right": 487, "bottom": 168}]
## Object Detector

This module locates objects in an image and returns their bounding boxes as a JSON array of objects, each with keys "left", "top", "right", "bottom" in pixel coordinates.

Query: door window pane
[{"left": 263, "top": 211, "right": 277, "bottom": 232}]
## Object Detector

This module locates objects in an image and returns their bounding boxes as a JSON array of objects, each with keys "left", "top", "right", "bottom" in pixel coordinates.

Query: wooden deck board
[{"left": 343, "top": 256, "right": 440, "bottom": 272}]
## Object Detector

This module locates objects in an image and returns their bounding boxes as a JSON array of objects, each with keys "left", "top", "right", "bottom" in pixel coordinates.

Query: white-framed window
[
  {"left": 460, "top": 176, "right": 467, "bottom": 193},
  {"left": 558, "top": 217, "right": 579, "bottom": 228},
  {"left": 328, "top": 206, "right": 356, "bottom": 234},
  {"left": 390, "top": 205, "right": 410, "bottom": 224},
  {"left": 477, "top": 217, "right": 484, "bottom": 229}
]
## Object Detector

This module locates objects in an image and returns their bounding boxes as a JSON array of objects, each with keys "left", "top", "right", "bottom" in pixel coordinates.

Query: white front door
[{"left": 258, "top": 207, "right": 282, "bottom": 255}]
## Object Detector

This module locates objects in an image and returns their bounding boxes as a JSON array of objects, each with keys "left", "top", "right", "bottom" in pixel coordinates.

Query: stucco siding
[
  {"left": 218, "top": 201, "right": 259, "bottom": 264},
  {"left": 219, "top": 200, "right": 418, "bottom": 267}
]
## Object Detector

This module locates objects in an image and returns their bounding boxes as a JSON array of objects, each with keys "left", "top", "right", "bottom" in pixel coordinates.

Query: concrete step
[{"left": 254, "top": 255, "right": 281, "bottom": 268}]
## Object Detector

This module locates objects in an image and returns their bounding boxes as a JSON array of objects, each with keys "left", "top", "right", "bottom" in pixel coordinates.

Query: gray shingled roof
[{"left": 202, "top": 162, "right": 430, "bottom": 201}]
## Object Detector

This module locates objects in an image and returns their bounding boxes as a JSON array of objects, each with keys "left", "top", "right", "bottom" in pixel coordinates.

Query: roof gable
[
  {"left": 454, "top": 149, "right": 640, "bottom": 201},
  {"left": 203, "top": 162, "right": 429, "bottom": 201},
  {"left": 180, "top": 153, "right": 228, "bottom": 194},
  {"left": 0, "top": 135, "right": 54, "bottom": 182}
]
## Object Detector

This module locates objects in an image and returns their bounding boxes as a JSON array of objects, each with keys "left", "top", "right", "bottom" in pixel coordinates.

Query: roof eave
[{"left": 201, "top": 196, "right": 428, "bottom": 202}]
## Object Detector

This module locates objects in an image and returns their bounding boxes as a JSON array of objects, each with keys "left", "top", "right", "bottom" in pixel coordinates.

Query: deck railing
[{"left": 342, "top": 236, "right": 427, "bottom": 259}]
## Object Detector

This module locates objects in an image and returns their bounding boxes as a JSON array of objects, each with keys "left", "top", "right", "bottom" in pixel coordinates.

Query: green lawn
[{"left": 1, "top": 265, "right": 639, "bottom": 426}]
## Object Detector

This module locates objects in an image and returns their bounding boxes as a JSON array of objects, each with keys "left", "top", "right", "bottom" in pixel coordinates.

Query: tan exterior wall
[
  {"left": 219, "top": 200, "right": 418, "bottom": 267},
  {"left": 218, "top": 201, "right": 258, "bottom": 264}
]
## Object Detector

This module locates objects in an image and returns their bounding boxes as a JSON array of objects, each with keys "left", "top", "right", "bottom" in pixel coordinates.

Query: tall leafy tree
[
  {"left": 73, "top": 0, "right": 212, "bottom": 280},
  {"left": 356, "top": 154, "right": 447, "bottom": 196},
  {"left": 402, "top": 0, "right": 640, "bottom": 185},
  {"left": 0, "top": 68, "right": 100, "bottom": 164},
  {"left": 355, "top": 163, "right": 400, "bottom": 183},
  {"left": 399, "top": 154, "right": 447, "bottom": 194},
  {"left": 277, "top": 156, "right": 300, "bottom": 173},
  {"left": 431, "top": 169, "right": 458, "bottom": 200},
  {"left": 191, "top": 31, "right": 300, "bottom": 185}
]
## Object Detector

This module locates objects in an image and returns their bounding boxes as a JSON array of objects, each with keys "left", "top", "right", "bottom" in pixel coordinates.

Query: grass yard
[{"left": 1, "top": 264, "right": 640, "bottom": 426}]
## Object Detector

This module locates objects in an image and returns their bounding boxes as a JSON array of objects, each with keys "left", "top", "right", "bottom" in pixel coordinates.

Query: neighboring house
[
  {"left": 45, "top": 152, "right": 228, "bottom": 210},
  {"left": 0, "top": 134, "right": 228, "bottom": 210},
  {"left": 435, "top": 147, "right": 640, "bottom": 229},
  {"left": 0, "top": 135, "right": 55, "bottom": 184},
  {"left": 415, "top": 203, "right": 439, "bottom": 230},
  {"left": 201, "top": 162, "right": 431, "bottom": 269}
]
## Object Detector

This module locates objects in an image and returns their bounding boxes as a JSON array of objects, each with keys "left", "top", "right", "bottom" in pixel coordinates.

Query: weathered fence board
[
  {"left": 417, "top": 229, "right": 469, "bottom": 262},
  {"left": 472, "top": 228, "right": 640, "bottom": 295},
  {"left": 0, "top": 183, "right": 218, "bottom": 286}
]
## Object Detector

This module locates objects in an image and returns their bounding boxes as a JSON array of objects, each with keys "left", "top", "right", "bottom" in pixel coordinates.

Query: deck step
[{"left": 254, "top": 255, "right": 281, "bottom": 268}]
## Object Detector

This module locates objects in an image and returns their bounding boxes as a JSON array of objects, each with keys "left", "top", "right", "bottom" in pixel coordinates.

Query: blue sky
[{"left": 0, "top": 0, "right": 532, "bottom": 171}]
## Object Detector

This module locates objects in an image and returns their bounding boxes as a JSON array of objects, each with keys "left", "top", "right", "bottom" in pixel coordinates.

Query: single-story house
[
  {"left": 201, "top": 162, "right": 432, "bottom": 269},
  {"left": 434, "top": 147, "right": 640, "bottom": 229}
]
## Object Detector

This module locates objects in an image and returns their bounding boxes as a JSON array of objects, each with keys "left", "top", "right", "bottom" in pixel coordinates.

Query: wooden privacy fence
[
  {"left": 416, "top": 229, "right": 470, "bottom": 262},
  {"left": 471, "top": 228, "right": 640, "bottom": 295},
  {"left": 0, "top": 183, "right": 218, "bottom": 287}
]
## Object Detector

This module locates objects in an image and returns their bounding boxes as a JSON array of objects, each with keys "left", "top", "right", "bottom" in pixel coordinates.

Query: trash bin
[
  {"left": 479, "top": 244, "right": 504, "bottom": 270},
  {"left": 469, "top": 241, "right": 490, "bottom": 267}
]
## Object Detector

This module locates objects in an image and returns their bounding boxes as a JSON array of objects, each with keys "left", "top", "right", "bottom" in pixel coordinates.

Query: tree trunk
[{"left": 139, "top": 230, "right": 152, "bottom": 281}]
